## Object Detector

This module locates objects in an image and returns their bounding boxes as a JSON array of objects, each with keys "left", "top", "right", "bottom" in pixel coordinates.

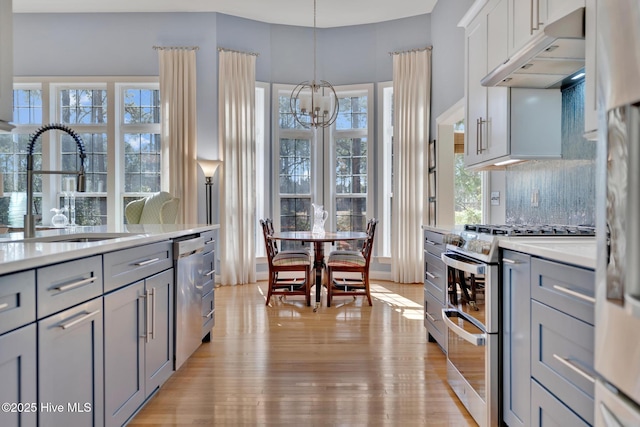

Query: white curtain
[
  {"left": 218, "top": 50, "right": 257, "bottom": 286},
  {"left": 158, "top": 48, "right": 198, "bottom": 224},
  {"left": 391, "top": 48, "right": 431, "bottom": 283}
]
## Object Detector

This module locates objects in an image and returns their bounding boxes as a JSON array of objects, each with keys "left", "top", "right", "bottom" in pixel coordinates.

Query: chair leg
[
  {"left": 306, "top": 266, "right": 312, "bottom": 307},
  {"left": 326, "top": 267, "right": 332, "bottom": 307},
  {"left": 364, "top": 273, "right": 373, "bottom": 306},
  {"left": 265, "top": 271, "right": 274, "bottom": 306}
]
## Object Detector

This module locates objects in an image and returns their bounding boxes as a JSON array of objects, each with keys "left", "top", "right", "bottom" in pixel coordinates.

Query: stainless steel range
[{"left": 440, "top": 224, "right": 595, "bottom": 427}]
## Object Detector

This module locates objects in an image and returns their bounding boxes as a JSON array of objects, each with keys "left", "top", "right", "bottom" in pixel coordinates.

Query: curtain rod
[
  {"left": 217, "top": 47, "right": 260, "bottom": 57},
  {"left": 388, "top": 46, "right": 432, "bottom": 56},
  {"left": 153, "top": 46, "right": 199, "bottom": 51}
]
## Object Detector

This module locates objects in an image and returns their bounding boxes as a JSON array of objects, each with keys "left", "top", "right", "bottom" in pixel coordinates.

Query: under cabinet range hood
[{"left": 482, "top": 7, "right": 585, "bottom": 89}]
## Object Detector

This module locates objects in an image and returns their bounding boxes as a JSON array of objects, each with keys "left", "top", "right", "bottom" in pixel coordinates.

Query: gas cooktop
[{"left": 463, "top": 224, "right": 596, "bottom": 237}]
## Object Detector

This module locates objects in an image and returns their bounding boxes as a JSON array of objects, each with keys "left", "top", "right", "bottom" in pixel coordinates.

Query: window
[
  {"left": 453, "top": 120, "right": 483, "bottom": 224},
  {"left": 255, "top": 82, "right": 269, "bottom": 258},
  {"left": 0, "top": 85, "right": 42, "bottom": 228},
  {"left": 0, "top": 78, "right": 161, "bottom": 228},
  {"left": 272, "top": 83, "right": 373, "bottom": 252},
  {"left": 379, "top": 82, "right": 393, "bottom": 257}
]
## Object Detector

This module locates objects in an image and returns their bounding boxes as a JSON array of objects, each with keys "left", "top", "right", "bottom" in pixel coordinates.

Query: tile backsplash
[{"left": 505, "top": 81, "right": 597, "bottom": 226}]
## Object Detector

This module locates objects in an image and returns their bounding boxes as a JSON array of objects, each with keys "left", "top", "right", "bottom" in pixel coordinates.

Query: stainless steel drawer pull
[
  {"left": 150, "top": 288, "right": 156, "bottom": 341},
  {"left": 204, "top": 308, "right": 215, "bottom": 318},
  {"left": 205, "top": 239, "right": 215, "bottom": 245},
  {"left": 552, "top": 285, "right": 596, "bottom": 304},
  {"left": 426, "top": 272, "right": 438, "bottom": 280},
  {"left": 425, "top": 240, "right": 438, "bottom": 246},
  {"left": 135, "top": 257, "right": 160, "bottom": 267},
  {"left": 59, "top": 310, "right": 100, "bottom": 330},
  {"left": 0, "top": 302, "right": 9, "bottom": 311},
  {"left": 204, "top": 270, "right": 215, "bottom": 277},
  {"left": 552, "top": 354, "right": 596, "bottom": 383},
  {"left": 54, "top": 276, "right": 97, "bottom": 292},
  {"left": 426, "top": 312, "right": 438, "bottom": 322},
  {"left": 502, "top": 258, "right": 520, "bottom": 265}
]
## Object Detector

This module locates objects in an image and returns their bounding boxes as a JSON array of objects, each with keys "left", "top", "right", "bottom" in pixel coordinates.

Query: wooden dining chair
[
  {"left": 325, "top": 219, "right": 378, "bottom": 307},
  {"left": 260, "top": 219, "right": 312, "bottom": 306}
]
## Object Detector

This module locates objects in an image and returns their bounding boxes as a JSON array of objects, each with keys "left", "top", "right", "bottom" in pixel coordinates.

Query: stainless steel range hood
[{"left": 481, "top": 7, "right": 585, "bottom": 89}]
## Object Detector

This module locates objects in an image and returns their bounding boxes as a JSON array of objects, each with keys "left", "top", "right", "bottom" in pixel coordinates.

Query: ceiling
[{"left": 13, "top": 0, "right": 438, "bottom": 28}]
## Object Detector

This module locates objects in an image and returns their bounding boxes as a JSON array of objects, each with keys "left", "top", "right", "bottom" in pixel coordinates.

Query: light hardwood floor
[{"left": 129, "top": 281, "right": 475, "bottom": 426}]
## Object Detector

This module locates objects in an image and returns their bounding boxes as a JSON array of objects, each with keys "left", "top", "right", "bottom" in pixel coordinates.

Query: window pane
[
  {"left": 123, "top": 89, "right": 161, "bottom": 124},
  {"left": 337, "top": 95, "right": 368, "bottom": 130},
  {"left": 279, "top": 95, "right": 308, "bottom": 130},
  {"left": 279, "top": 138, "right": 310, "bottom": 195},
  {"left": 60, "top": 89, "right": 107, "bottom": 124},
  {"left": 335, "top": 137, "right": 367, "bottom": 195},
  {"left": 61, "top": 133, "right": 107, "bottom": 193},
  {"left": 280, "top": 197, "right": 311, "bottom": 251},
  {"left": 13, "top": 89, "right": 42, "bottom": 125},
  {"left": 335, "top": 196, "right": 367, "bottom": 249},
  {"left": 124, "top": 133, "right": 161, "bottom": 193}
]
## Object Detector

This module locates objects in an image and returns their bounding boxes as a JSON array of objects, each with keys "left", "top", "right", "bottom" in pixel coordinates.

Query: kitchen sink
[{"left": 23, "top": 232, "right": 136, "bottom": 243}]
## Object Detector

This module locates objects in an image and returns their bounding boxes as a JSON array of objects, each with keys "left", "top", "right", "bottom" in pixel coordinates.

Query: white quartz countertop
[
  {"left": 499, "top": 236, "right": 596, "bottom": 269},
  {"left": 0, "top": 224, "right": 218, "bottom": 276}
]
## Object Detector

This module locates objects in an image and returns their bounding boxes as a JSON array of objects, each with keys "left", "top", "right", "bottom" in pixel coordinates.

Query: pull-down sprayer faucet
[{"left": 24, "top": 124, "right": 86, "bottom": 238}]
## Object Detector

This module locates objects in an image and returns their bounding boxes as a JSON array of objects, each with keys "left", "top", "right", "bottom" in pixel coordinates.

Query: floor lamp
[{"left": 197, "top": 159, "right": 222, "bottom": 225}]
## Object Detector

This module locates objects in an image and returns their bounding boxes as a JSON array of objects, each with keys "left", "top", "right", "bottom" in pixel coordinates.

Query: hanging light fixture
[{"left": 290, "top": 0, "right": 339, "bottom": 129}]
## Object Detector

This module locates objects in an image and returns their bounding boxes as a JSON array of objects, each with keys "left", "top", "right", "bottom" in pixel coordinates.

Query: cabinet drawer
[
  {"left": 37, "top": 256, "right": 103, "bottom": 319},
  {"left": 424, "top": 289, "right": 445, "bottom": 350},
  {"left": 202, "top": 289, "right": 215, "bottom": 335},
  {"left": 531, "top": 258, "right": 595, "bottom": 325},
  {"left": 424, "top": 251, "right": 446, "bottom": 303},
  {"left": 202, "top": 250, "right": 215, "bottom": 293},
  {"left": 424, "top": 230, "right": 445, "bottom": 256},
  {"left": 0, "top": 271, "right": 36, "bottom": 335},
  {"left": 531, "top": 300, "right": 595, "bottom": 425},
  {"left": 201, "top": 230, "right": 216, "bottom": 254},
  {"left": 104, "top": 241, "right": 173, "bottom": 292},
  {"left": 531, "top": 379, "right": 590, "bottom": 427}
]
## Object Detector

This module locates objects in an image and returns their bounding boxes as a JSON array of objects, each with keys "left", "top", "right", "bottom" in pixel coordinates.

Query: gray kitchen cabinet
[
  {"left": 423, "top": 229, "right": 446, "bottom": 352},
  {"left": 0, "top": 0, "right": 13, "bottom": 131},
  {"left": 104, "top": 268, "right": 174, "bottom": 427},
  {"left": 502, "top": 250, "right": 531, "bottom": 427},
  {"left": 0, "top": 270, "right": 36, "bottom": 335},
  {"left": 38, "top": 296, "right": 104, "bottom": 427},
  {"left": 201, "top": 229, "right": 216, "bottom": 341},
  {"left": 531, "top": 379, "right": 590, "bottom": 427},
  {"left": 0, "top": 324, "right": 37, "bottom": 427}
]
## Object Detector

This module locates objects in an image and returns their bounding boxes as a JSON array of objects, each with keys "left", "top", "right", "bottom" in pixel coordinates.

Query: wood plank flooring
[{"left": 129, "top": 281, "right": 475, "bottom": 426}]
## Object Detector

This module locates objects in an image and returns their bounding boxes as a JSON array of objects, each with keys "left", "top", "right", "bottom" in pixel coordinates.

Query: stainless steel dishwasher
[{"left": 173, "top": 235, "right": 205, "bottom": 370}]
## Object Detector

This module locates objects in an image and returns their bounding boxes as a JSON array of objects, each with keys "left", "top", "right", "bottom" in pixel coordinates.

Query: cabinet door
[
  {"left": 502, "top": 250, "right": 531, "bottom": 427},
  {"left": 584, "top": 0, "right": 598, "bottom": 137},
  {"left": 104, "top": 281, "right": 145, "bottom": 427},
  {"left": 38, "top": 297, "right": 104, "bottom": 427},
  {"left": 0, "top": 324, "right": 37, "bottom": 427},
  {"left": 144, "top": 269, "right": 174, "bottom": 393},
  {"left": 487, "top": 0, "right": 509, "bottom": 73},
  {"left": 510, "top": 0, "right": 547, "bottom": 55},
  {"left": 0, "top": 0, "right": 13, "bottom": 127},
  {"left": 465, "top": 15, "right": 488, "bottom": 167}
]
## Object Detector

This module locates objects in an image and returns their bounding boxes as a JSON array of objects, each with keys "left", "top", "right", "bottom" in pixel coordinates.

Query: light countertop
[
  {"left": 0, "top": 224, "right": 218, "bottom": 276},
  {"left": 499, "top": 237, "right": 596, "bottom": 269}
]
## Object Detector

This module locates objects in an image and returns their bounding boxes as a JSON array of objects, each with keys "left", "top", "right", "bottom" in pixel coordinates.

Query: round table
[{"left": 270, "top": 231, "right": 368, "bottom": 310}]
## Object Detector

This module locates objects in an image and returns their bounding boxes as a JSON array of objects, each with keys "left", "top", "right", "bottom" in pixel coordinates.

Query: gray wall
[{"left": 13, "top": 7, "right": 469, "bottom": 228}]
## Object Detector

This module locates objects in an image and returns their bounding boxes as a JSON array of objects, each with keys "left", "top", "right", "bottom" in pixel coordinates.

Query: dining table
[{"left": 270, "top": 230, "right": 368, "bottom": 311}]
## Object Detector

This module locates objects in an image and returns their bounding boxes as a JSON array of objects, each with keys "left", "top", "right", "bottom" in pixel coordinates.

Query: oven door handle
[
  {"left": 442, "top": 309, "right": 486, "bottom": 346},
  {"left": 440, "top": 252, "right": 485, "bottom": 275}
]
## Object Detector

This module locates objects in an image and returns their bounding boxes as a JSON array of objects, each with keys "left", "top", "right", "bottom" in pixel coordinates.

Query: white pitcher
[{"left": 311, "top": 203, "right": 328, "bottom": 234}]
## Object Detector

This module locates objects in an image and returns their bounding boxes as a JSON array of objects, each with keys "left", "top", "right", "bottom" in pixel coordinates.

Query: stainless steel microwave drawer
[
  {"left": 424, "top": 251, "right": 446, "bottom": 303},
  {"left": 37, "top": 255, "right": 103, "bottom": 319},
  {"left": 531, "top": 379, "right": 590, "bottom": 427},
  {"left": 531, "top": 257, "right": 595, "bottom": 325},
  {"left": 531, "top": 300, "right": 595, "bottom": 425},
  {"left": 0, "top": 270, "right": 36, "bottom": 335},
  {"left": 424, "top": 230, "right": 445, "bottom": 256},
  {"left": 103, "top": 241, "right": 173, "bottom": 293}
]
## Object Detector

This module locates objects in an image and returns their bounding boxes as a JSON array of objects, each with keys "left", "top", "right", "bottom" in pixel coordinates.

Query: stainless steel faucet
[{"left": 24, "top": 124, "right": 86, "bottom": 238}]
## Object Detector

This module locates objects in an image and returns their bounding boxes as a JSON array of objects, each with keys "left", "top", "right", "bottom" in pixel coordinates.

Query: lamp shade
[{"left": 197, "top": 159, "right": 222, "bottom": 178}]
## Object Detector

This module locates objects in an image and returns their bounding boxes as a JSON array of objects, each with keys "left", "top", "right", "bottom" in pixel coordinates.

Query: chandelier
[{"left": 290, "top": 0, "right": 339, "bottom": 129}]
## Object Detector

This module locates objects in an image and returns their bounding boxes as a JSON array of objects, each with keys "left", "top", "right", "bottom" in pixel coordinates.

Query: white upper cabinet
[
  {"left": 487, "top": 0, "right": 509, "bottom": 72},
  {"left": 0, "top": 0, "right": 13, "bottom": 132},
  {"left": 509, "top": 0, "right": 584, "bottom": 57},
  {"left": 584, "top": 0, "right": 598, "bottom": 139},
  {"left": 465, "top": 4, "right": 511, "bottom": 168}
]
